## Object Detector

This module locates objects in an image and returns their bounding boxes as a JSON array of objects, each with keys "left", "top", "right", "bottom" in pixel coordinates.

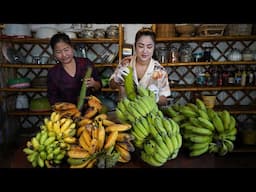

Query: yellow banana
[
  {"left": 85, "top": 157, "right": 97, "bottom": 168},
  {"left": 116, "top": 141, "right": 135, "bottom": 152},
  {"left": 116, "top": 132, "right": 135, "bottom": 142},
  {"left": 104, "top": 131, "right": 118, "bottom": 149},
  {"left": 94, "top": 113, "right": 108, "bottom": 121},
  {"left": 102, "top": 119, "right": 115, "bottom": 126},
  {"left": 105, "top": 123, "right": 132, "bottom": 132},
  {"left": 67, "top": 148, "right": 90, "bottom": 159},
  {"left": 84, "top": 107, "right": 98, "bottom": 119},
  {"left": 77, "top": 126, "right": 86, "bottom": 137},
  {"left": 52, "top": 102, "right": 77, "bottom": 111},
  {"left": 63, "top": 136, "right": 77, "bottom": 144},
  {"left": 81, "top": 128, "right": 92, "bottom": 147},
  {"left": 79, "top": 136, "right": 91, "bottom": 152},
  {"left": 97, "top": 120, "right": 105, "bottom": 151},
  {"left": 78, "top": 118, "right": 93, "bottom": 127},
  {"left": 60, "top": 118, "right": 73, "bottom": 133},
  {"left": 115, "top": 143, "right": 131, "bottom": 163}
]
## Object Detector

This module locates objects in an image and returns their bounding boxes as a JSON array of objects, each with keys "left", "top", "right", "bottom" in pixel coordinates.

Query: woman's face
[
  {"left": 135, "top": 35, "right": 155, "bottom": 63},
  {"left": 53, "top": 41, "right": 74, "bottom": 64}
]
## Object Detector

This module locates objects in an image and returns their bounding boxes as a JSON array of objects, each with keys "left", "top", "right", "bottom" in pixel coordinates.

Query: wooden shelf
[
  {"left": 0, "top": 87, "right": 118, "bottom": 92},
  {"left": 0, "top": 63, "right": 118, "bottom": 68},
  {"left": 0, "top": 36, "right": 119, "bottom": 44},
  {"left": 156, "top": 35, "right": 256, "bottom": 42},
  {"left": 162, "top": 61, "right": 256, "bottom": 67},
  {"left": 170, "top": 85, "right": 256, "bottom": 91},
  {"left": 213, "top": 105, "right": 256, "bottom": 114}
]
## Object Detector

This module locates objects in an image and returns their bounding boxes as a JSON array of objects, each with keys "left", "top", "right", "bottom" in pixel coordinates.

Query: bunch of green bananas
[
  {"left": 23, "top": 130, "right": 67, "bottom": 168},
  {"left": 116, "top": 86, "right": 182, "bottom": 167},
  {"left": 162, "top": 98, "right": 237, "bottom": 157}
]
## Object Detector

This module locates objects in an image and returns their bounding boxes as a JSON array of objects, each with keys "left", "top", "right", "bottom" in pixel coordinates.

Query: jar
[
  {"left": 16, "top": 94, "right": 29, "bottom": 109},
  {"left": 179, "top": 43, "right": 192, "bottom": 62},
  {"left": 80, "top": 29, "right": 94, "bottom": 38},
  {"left": 228, "top": 48, "right": 242, "bottom": 61},
  {"left": 106, "top": 25, "right": 119, "bottom": 38},
  {"left": 169, "top": 46, "right": 179, "bottom": 63},
  {"left": 157, "top": 47, "right": 168, "bottom": 63},
  {"left": 242, "top": 48, "right": 253, "bottom": 61},
  {"left": 94, "top": 29, "right": 105, "bottom": 38}
]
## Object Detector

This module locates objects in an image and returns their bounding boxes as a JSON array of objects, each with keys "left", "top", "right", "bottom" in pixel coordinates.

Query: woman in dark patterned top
[{"left": 47, "top": 33, "right": 101, "bottom": 105}]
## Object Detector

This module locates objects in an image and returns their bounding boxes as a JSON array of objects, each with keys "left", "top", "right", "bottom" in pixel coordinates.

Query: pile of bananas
[
  {"left": 67, "top": 113, "right": 135, "bottom": 168},
  {"left": 161, "top": 98, "right": 237, "bottom": 157},
  {"left": 23, "top": 95, "right": 135, "bottom": 168},
  {"left": 23, "top": 111, "right": 77, "bottom": 168},
  {"left": 116, "top": 86, "right": 182, "bottom": 167},
  {"left": 23, "top": 130, "right": 67, "bottom": 168}
]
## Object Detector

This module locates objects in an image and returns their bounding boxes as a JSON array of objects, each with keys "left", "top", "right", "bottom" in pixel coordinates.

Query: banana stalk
[{"left": 77, "top": 67, "right": 92, "bottom": 111}]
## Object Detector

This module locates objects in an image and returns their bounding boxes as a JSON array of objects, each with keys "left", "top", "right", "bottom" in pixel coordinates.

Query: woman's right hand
[{"left": 120, "top": 56, "right": 132, "bottom": 66}]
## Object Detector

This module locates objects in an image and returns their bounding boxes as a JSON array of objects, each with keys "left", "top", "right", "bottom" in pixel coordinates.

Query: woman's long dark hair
[{"left": 50, "top": 32, "right": 72, "bottom": 50}]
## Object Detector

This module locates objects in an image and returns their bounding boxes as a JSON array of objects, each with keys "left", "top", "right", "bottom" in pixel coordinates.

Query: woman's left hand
[{"left": 85, "top": 77, "right": 95, "bottom": 88}]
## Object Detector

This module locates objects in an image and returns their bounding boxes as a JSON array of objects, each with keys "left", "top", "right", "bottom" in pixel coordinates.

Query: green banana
[
  {"left": 137, "top": 85, "right": 150, "bottom": 97},
  {"left": 140, "top": 151, "right": 163, "bottom": 167},
  {"left": 175, "top": 133, "right": 182, "bottom": 149},
  {"left": 143, "top": 140, "right": 156, "bottom": 155},
  {"left": 189, "top": 144, "right": 209, "bottom": 157},
  {"left": 212, "top": 113, "right": 224, "bottom": 133},
  {"left": 195, "top": 98, "right": 207, "bottom": 111},
  {"left": 152, "top": 151, "right": 168, "bottom": 165},
  {"left": 189, "top": 135, "right": 212, "bottom": 144},
  {"left": 223, "top": 139, "right": 234, "bottom": 152},
  {"left": 220, "top": 110, "right": 231, "bottom": 130},
  {"left": 163, "top": 135, "right": 174, "bottom": 156},
  {"left": 162, "top": 118, "right": 174, "bottom": 137},
  {"left": 183, "top": 124, "right": 213, "bottom": 136},
  {"left": 37, "top": 156, "right": 44, "bottom": 168},
  {"left": 23, "top": 147, "right": 35, "bottom": 155},
  {"left": 172, "top": 114, "right": 186, "bottom": 123},
  {"left": 131, "top": 130, "right": 145, "bottom": 142},
  {"left": 197, "top": 108, "right": 209, "bottom": 120},
  {"left": 44, "top": 136, "right": 56, "bottom": 146},
  {"left": 124, "top": 66, "right": 137, "bottom": 100},
  {"left": 186, "top": 103, "right": 199, "bottom": 112},
  {"left": 169, "top": 118, "right": 180, "bottom": 135},
  {"left": 154, "top": 117, "right": 168, "bottom": 136},
  {"left": 133, "top": 121, "right": 148, "bottom": 139},
  {"left": 218, "top": 141, "right": 228, "bottom": 156},
  {"left": 170, "top": 134, "right": 179, "bottom": 150},
  {"left": 140, "top": 117, "right": 150, "bottom": 133},
  {"left": 164, "top": 106, "right": 179, "bottom": 117},
  {"left": 197, "top": 117, "right": 215, "bottom": 131},
  {"left": 179, "top": 106, "right": 198, "bottom": 118},
  {"left": 189, "top": 142, "right": 209, "bottom": 151},
  {"left": 127, "top": 104, "right": 141, "bottom": 120},
  {"left": 31, "top": 137, "right": 40, "bottom": 150},
  {"left": 132, "top": 101, "right": 147, "bottom": 117},
  {"left": 150, "top": 139, "right": 169, "bottom": 159},
  {"left": 229, "top": 115, "right": 236, "bottom": 130},
  {"left": 115, "top": 108, "right": 127, "bottom": 123}
]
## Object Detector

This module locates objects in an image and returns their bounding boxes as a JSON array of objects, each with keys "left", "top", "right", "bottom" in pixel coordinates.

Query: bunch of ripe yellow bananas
[
  {"left": 67, "top": 113, "right": 135, "bottom": 168},
  {"left": 161, "top": 98, "right": 237, "bottom": 157}
]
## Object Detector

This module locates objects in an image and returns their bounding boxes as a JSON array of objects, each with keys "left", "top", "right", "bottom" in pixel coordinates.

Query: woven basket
[
  {"left": 197, "top": 24, "right": 226, "bottom": 36},
  {"left": 156, "top": 24, "right": 176, "bottom": 38},
  {"left": 175, "top": 24, "right": 196, "bottom": 37}
]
